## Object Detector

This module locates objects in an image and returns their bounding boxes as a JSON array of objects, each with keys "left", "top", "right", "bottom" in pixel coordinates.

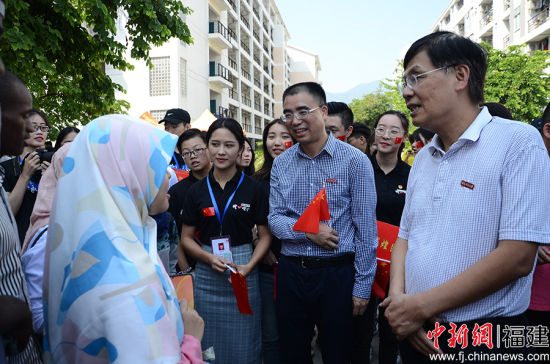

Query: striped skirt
[{"left": 195, "top": 243, "right": 261, "bottom": 364}]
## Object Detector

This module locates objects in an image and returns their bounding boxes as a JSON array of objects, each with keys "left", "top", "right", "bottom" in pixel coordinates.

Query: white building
[
  {"left": 432, "top": 0, "right": 550, "bottom": 52},
  {"left": 107, "top": 0, "right": 319, "bottom": 142}
]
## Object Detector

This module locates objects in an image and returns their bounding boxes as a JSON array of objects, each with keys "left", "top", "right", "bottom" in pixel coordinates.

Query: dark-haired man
[
  {"left": 347, "top": 122, "right": 371, "bottom": 154},
  {"left": 269, "top": 82, "right": 377, "bottom": 363},
  {"left": 325, "top": 101, "right": 354, "bottom": 142},
  {"left": 169, "top": 129, "right": 211, "bottom": 271},
  {"left": 0, "top": 70, "right": 43, "bottom": 363},
  {"left": 382, "top": 31, "right": 550, "bottom": 362},
  {"left": 160, "top": 108, "right": 192, "bottom": 172}
]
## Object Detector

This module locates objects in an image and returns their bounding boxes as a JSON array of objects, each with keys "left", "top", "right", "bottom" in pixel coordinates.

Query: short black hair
[
  {"left": 349, "top": 122, "right": 371, "bottom": 140},
  {"left": 54, "top": 126, "right": 80, "bottom": 151},
  {"left": 411, "top": 127, "right": 435, "bottom": 143},
  {"left": 327, "top": 102, "right": 354, "bottom": 129},
  {"left": 26, "top": 108, "right": 49, "bottom": 126},
  {"left": 282, "top": 82, "right": 326, "bottom": 107},
  {"left": 177, "top": 128, "right": 206, "bottom": 151},
  {"left": 482, "top": 102, "right": 513, "bottom": 120},
  {"left": 404, "top": 31, "right": 487, "bottom": 104},
  {"left": 206, "top": 118, "right": 245, "bottom": 149}
]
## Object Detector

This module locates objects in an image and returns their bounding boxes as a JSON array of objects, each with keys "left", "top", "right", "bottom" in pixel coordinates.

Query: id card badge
[{"left": 211, "top": 235, "right": 233, "bottom": 263}]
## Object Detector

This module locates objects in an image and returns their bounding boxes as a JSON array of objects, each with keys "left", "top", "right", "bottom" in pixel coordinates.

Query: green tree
[
  {"left": 349, "top": 92, "right": 391, "bottom": 129},
  {"left": 483, "top": 43, "right": 550, "bottom": 122},
  {"left": 1, "top": 0, "right": 193, "bottom": 136}
]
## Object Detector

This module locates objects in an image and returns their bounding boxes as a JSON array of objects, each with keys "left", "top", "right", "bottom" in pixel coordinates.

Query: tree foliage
[
  {"left": 482, "top": 43, "right": 550, "bottom": 122},
  {"left": 349, "top": 62, "right": 410, "bottom": 130},
  {"left": 1, "top": 0, "right": 193, "bottom": 136}
]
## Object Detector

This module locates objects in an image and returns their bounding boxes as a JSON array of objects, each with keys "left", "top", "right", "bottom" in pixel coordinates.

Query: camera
[{"left": 35, "top": 148, "right": 54, "bottom": 163}]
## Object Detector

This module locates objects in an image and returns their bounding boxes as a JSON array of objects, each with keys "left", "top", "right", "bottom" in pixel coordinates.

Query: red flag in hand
[
  {"left": 292, "top": 187, "right": 330, "bottom": 234},
  {"left": 230, "top": 272, "right": 253, "bottom": 315},
  {"left": 371, "top": 221, "right": 399, "bottom": 299}
]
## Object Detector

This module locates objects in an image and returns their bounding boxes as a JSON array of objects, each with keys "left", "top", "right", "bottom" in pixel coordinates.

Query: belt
[{"left": 284, "top": 254, "right": 354, "bottom": 269}]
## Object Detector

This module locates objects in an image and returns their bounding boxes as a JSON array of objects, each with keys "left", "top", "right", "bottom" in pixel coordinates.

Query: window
[
  {"left": 149, "top": 57, "right": 170, "bottom": 96},
  {"left": 150, "top": 110, "right": 168, "bottom": 122},
  {"left": 514, "top": 11, "right": 520, "bottom": 31},
  {"left": 180, "top": 58, "right": 187, "bottom": 97}
]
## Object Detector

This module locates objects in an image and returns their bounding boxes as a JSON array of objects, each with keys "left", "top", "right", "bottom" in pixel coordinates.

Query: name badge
[
  {"left": 211, "top": 235, "right": 233, "bottom": 263},
  {"left": 203, "top": 207, "right": 216, "bottom": 216}
]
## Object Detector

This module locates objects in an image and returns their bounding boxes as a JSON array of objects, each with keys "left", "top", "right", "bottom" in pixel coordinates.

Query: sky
[{"left": 275, "top": 0, "right": 451, "bottom": 93}]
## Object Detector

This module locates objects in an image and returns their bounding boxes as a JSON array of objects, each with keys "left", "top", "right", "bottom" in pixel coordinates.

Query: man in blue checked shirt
[
  {"left": 268, "top": 82, "right": 378, "bottom": 363},
  {"left": 382, "top": 31, "right": 550, "bottom": 363}
]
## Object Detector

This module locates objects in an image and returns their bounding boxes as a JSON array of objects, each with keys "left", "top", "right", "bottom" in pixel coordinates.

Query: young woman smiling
[{"left": 181, "top": 118, "right": 271, "bottom": 364}]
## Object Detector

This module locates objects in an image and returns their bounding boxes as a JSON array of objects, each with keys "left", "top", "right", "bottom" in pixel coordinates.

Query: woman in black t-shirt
[
  {"left": 181, "top": 118, "right": 271, "bottom": 364},
  {"left": 360, "top": 110, "right": 411, "bottom": 364},
  {"left": 1, "top": 109, "right": 50, "bottom": 244},
  {"left": 255, "top": 119, "right": 294, "bottom": 364}
]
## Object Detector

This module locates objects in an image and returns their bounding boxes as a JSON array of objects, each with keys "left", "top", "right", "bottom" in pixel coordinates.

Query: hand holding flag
[{"left": 292, "top": 187, "right": 330, "bottom": 234}]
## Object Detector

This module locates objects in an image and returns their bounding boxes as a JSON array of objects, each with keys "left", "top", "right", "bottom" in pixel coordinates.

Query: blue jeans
[{"left": 259, "top": 271, "right": 281, "bottom": 364}]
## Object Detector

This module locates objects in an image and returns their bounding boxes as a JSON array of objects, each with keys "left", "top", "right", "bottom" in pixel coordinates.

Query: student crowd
[{"left": 1, "top": 12, "right": 549, "bottom": 364}]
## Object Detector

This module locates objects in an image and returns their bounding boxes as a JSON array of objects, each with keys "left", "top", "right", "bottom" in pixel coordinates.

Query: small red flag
[
  {"left": 292, "top": 187, "right": 330, "bottom": 234},
  {"left": 230, "top": 272, "right": 253, "bottom": 314},
  {"left": 371, "top": 221, "right": 399, "bottom": 299},
  {"left": 337, "top": 135, "right": 347, "bottom": 142},
  {"left": 395, "top": 137, "right": 403, "bottom": 144},
  {"left": 172, "top": 168, "right": 189, "bottom": 182},
  {"left": 284, "top": 141, "right": 293, "bottom": 149}
]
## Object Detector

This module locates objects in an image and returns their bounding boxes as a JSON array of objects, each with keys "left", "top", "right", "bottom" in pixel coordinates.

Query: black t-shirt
[
  {"left": 168, "top": 172, "right": 199, "bottom": 235},
  {"left": 0, "top": 157, "right": 41, "bottom": 245},
  {"left": 181, "top": 169, "right": 268, "bottom": 247},
  {"left": 370, "top": 155, "right": 411, "bottom": 227},
  {"left": 258, "top": 173, "right": 281, "bottom": 274}
]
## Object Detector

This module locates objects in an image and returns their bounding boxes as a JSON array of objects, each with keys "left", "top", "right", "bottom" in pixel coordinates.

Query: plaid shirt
[{"left": 268, "top": 134, "right": 378, "bottom": 298}]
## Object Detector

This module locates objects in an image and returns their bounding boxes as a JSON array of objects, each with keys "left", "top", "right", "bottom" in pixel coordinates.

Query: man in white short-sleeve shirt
[{"left": 381, "top": 31, "right": 550, "bottom": 362}]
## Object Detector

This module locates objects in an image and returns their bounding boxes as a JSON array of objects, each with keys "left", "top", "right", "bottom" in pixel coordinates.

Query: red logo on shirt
[
  {"left": 460, "top": 180, "right": 475, "bottom": 190},
  {"left": 202, "top": 207, "right": 216, "bottom": 216}
]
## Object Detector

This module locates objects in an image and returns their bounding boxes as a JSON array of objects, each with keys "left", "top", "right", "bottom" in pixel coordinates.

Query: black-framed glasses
[
  {"left": 281, "top": 106, "right": 323, "bottom": 123},
  {"left": 398, "top": 65, "right": 455, "bottom": 94},
  {"left": 181, "top": 147, "right": 207, "bottom": 158},
  {"left": 32, "top": 124, "right": 50, "bottom": 133}
]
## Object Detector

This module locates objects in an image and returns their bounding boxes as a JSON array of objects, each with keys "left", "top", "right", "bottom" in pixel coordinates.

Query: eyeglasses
[
  {"left": 32, "top": 124, "right": 50, "bottom": 133},
  {"left": 281, "top": 106, "right": 322, "bottom": 123},
  {"left": 374, "top": 126, "right": 403, "bottom": 137},
  {"left": 398, "top": 65, "right": 454, "bottom": 94},
  {"left": 181, "top": 147, "right": 207, "bottom": 159}
]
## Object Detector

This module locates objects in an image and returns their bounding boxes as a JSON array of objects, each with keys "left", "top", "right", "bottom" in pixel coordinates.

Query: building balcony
[
  {"left": 240, "top": 14, "right": 250, "bottom": 29},
  {"left": 209, "top": 62, "right": 233, "bottom": 90},
  {"left": 241, "top": 67, "right": 251, "bottom": 80},
  {"left": 209, "top": 0, "right": 230, "bottom": 12},
  {"left": 503, "top": 34, "right": 511, "bottom": 48},
  {"left": 241, "top": 40, "right": 250, "bottom": 54},
  {"left": 242, "top": 95, "right": 252, "bottom": 107},
  {"left": 228, "top": 57, "right": 238, "bottom": 71},
  {"left": 480, "top": 12, "right": 493, "bottom": 28},
  {"left": 528, "top": 9, "right": 550, "bottom": 32},
  {"left": 253, "top": 77, "right": 261, "bottom": 88},
  {"left": 504, "top": 0, "right": 511, "bottom": 11},
  {"left": 254, "top": 101, "right": 261, "bottom": 111},
  {"left": 227, "top": 0, "right": 237, "bottom": 13},
  {"left": 209, "top": 21, "right": 233, "bottom": 50},
  {"left": 253, "top": 7, "right": 260, "bottom": 20},
  {"left": 217, "top": 106, "right": 234, "bottom": 118},
  {"left": 229, "top": 88, "right": 239, "bottom": 100}
]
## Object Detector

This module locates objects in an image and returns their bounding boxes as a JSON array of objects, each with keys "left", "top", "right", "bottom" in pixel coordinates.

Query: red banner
[
  {"left": 230, "top": 272, "right": 253, "bottom": 315},
  {"left": 371, "top": 221, "right": 399, "bottom": 299}
]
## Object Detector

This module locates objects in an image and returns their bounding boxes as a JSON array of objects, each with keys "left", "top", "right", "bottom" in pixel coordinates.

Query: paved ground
[{"left": 312, "top": 330, "right": 380, "bottom": 364}]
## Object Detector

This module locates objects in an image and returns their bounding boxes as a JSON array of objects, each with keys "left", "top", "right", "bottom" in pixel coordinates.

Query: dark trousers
[
  {"left": 400, "top": 314, "right": 535, "bottom": 364},
  {"left": 276, "top": 255, "right": 354, "bottom": 364},
  {"left": 352, "top": 298, "right": 399, "bottom": 364}
]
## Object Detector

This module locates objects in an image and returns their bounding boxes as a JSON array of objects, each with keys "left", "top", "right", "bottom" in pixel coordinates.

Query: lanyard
[
  {"left": 172, "top": 153, "right": 182, "bottom": 170},
  {"left": 206, "top": 172, "right": 245, "bottom": 235}
]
